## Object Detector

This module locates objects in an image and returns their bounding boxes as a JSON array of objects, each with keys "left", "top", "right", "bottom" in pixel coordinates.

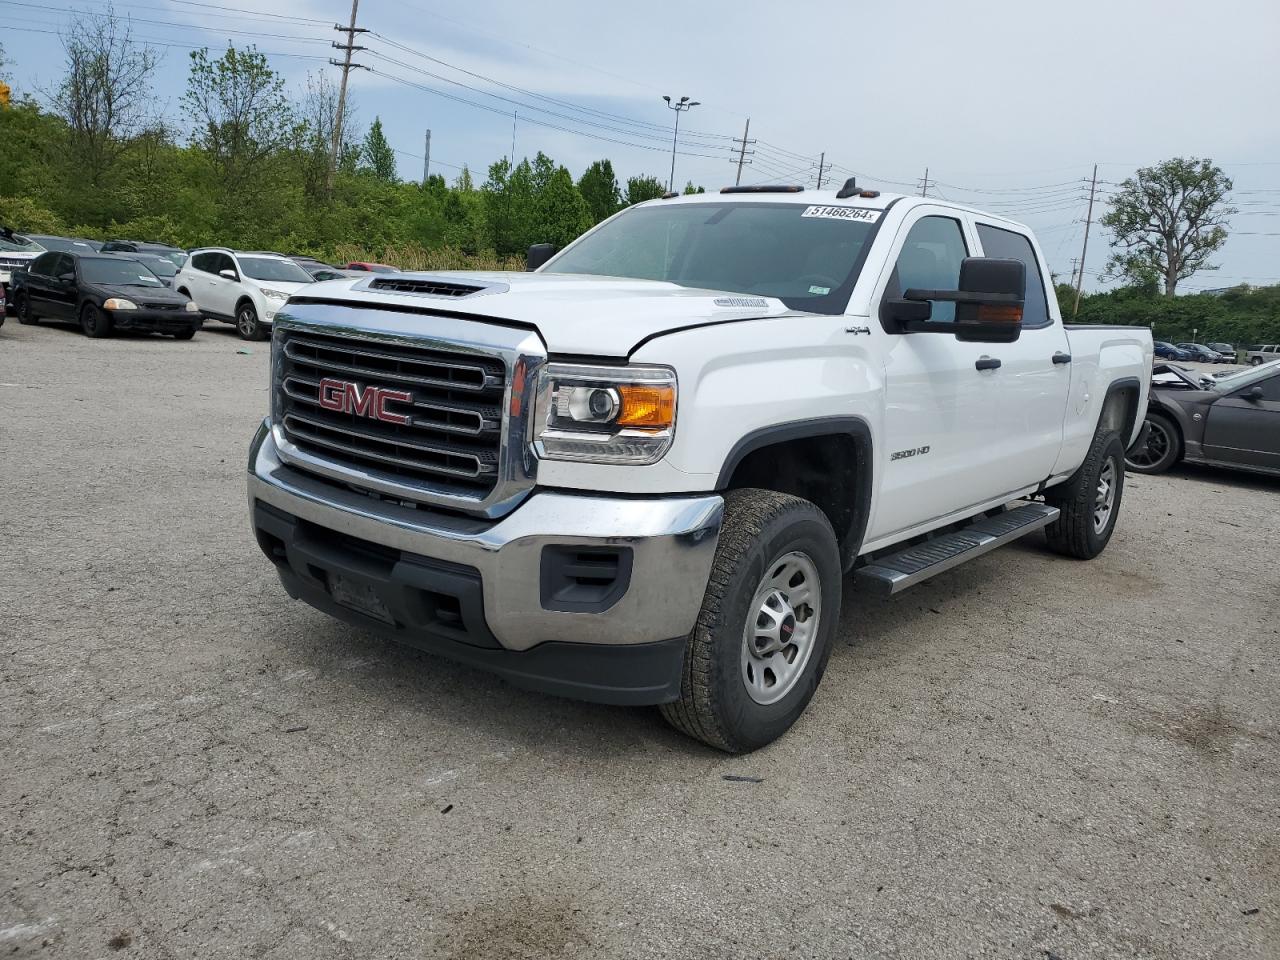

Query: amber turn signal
[
  {"left": 976, "top": 303, "right": 1023, "bottom": 323},
  {"left": 617, "top": 384, "right": 676, "bottom": 429}
]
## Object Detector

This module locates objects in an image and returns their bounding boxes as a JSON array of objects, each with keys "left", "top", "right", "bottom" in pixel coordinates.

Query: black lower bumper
[
  {"left": 111, "top": 309, "right": 200, "bottom": 333},
  {"left": 253, "top": 500, "right": 686, "bottom": 706}
]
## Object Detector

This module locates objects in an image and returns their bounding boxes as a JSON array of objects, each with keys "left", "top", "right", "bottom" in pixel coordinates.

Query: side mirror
[
  {"left": 1245, "top": 385, "right": 1265, "bottom": 401},
  {"left": 892, "top": 258, "right": 1026, "bottom": 344},
  {"left": 526, "top": 243, "right": 557, "bottom": 271},
  {"left": 219, "top": 268, "right": 238, "bottom": 281},
  {"left": 58, "top": 271, "right": 76, "bottom": 282}
]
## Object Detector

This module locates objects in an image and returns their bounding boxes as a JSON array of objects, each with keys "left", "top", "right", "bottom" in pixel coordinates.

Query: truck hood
[{"left": 292, "top": 271, "right": 799, "bottom": 356}]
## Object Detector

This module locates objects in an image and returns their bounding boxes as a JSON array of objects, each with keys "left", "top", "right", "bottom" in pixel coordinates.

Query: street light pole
[{"left": 663, "top": 95, "right": 700, "bottom": 193}]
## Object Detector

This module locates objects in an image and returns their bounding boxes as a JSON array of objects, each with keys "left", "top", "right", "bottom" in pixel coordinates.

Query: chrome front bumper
[{"left": 248, "top": 419, "right": 723, "bottom": 651}]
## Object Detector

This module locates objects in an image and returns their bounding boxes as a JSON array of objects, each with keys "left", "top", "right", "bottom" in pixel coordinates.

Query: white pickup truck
[{"left": 247, "top": 180, "right": 1153, "bottom": 752}]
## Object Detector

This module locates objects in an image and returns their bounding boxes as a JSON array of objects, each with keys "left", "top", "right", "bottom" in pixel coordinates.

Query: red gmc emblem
[{"left": 318, "top": 377, "right": 412, "bottom": 425}]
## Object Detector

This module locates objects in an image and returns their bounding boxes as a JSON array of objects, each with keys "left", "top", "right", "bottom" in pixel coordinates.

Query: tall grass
[{"left": 332, "top": 243, "right": 524, "bottom": 273}]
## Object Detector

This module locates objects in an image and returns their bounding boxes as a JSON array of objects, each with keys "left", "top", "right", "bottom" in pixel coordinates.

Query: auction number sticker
[{"left": 801, "top": 205, "right": 881, "bottom": 223}]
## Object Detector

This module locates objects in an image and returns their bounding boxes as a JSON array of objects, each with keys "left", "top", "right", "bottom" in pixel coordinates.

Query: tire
[
  {"left": 236, "top": 302, "right": 267, "bottom": 341},
  {"left": 660, "top": 489, "right": 842, "bottom": 753},
  {"left": 1251, "top": 357, "right": 1263, "bottom": 366},
  {"left": 15, "top": 293, "right": 37, "bottom": 325},
  {"left": 1044, "top": 430, "right": 1125, "bottom": 560},
  {"left": 80, "top": 302, "right": 112, "bottom": 338},
  {"left": 171, "top": 325, "right": 197, "bottom": 340},
  {"left": 1124, "top": 412, "right": 1181, "bottom": 475}
]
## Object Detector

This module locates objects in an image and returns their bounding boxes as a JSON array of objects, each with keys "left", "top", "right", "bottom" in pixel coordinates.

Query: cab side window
[
  {"left": 1245, "top": 374, "right": 1280, "bottom": 401},
  {"left": 888, "top": 216, "right": 967, "bottom": 322},
  {"left": 29, "top": 252, "right": 57, "bottom": 276},
  {"left": 53, "top": 254, "right": 74, "bottom": 278},
  {"left": 215, "top": 253, "right": 237, "bottom": 278},
  {"left": 191, "top": 252, "right": 215, "bottom": 274},
  {"left": 976, "top": 224, "right": 1049, "bottom": 328}
]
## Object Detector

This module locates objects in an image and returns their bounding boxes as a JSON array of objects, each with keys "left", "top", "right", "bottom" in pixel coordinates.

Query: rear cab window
[{"left": 974, "top": 223, "right": 1053, "bottom": 328}]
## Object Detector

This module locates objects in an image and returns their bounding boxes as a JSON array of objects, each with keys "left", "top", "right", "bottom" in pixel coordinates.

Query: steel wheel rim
[
  {"left": 238, "top": 309, "right": 254, "bottom": 336},
  {"left": 1093, "top": 458, "right": 1117, "bottom": 533},
  {"left": 740, "top": 551, "right": 821, "bottom": 706},
  {"left": 1126, "top": 421, "right": 1169, "bottom": 468}
]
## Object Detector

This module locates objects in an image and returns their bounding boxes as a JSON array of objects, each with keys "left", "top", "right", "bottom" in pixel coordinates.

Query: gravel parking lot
[{"left": 3, "top": 320, "right": 1278, "bottom": 959}]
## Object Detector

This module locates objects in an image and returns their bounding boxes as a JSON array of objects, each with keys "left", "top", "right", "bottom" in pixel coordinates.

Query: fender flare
[{"left": 716, "top": 416, "right": 874, "bottom": 570}]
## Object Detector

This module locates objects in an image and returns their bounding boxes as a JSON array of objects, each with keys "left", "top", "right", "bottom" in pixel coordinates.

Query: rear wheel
[
  {"left": 80, "top": 302, "right": 112, "bottom": 338},
  {"left": 661, "top": 489, "right": 841, "bottom": 753},
  {"left": 1252, "top": 356, "right": 1264, "bottom": 366},
  {"left": 1044, "top": 430, "right": 1125, "bottom": 560},
  {"left": 1124, "top": 412, "right": 1181, "bottom": 475},
  {"left": 236, "top": 302, "right": 267, "bottom": 341}
]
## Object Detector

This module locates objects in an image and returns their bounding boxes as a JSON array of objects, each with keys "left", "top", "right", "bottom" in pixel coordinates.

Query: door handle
[
  {"left": 975, "top": 357, "right": 1002, "bottom": 371},
  {"left": 1052, "top": 352, "right": 1072, "bottom": 364}
]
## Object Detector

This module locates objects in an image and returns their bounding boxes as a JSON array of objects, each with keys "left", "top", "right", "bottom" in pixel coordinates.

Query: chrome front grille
[{"left": 276, "top": 329, "right": 507, "bottom": 500}]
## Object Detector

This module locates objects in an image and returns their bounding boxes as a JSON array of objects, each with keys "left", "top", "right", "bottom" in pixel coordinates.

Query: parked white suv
[{"left": 176, "top": 248, "right": 314, "bottom": 340}]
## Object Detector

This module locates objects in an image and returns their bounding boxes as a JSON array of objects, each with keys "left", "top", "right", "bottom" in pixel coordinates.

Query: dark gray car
[{"left": 1126, "top": 360, "right": 1280, "bottom": 476}]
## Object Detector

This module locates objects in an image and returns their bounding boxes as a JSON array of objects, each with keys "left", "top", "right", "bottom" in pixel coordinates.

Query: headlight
[
  {"left": 533, "top": 363, "right": 676, "bottom": 464},
  {"left": 261, "top": 288, "right": 288, "bottom": 300},
  {"left": 184, "top": 301, "right": 200, "bottom": 312},
  {"left": 103, "top": 298, "right": 138, "bottom": 310}
]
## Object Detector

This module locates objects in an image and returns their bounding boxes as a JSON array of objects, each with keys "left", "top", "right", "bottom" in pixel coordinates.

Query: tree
[
  {"left": 578, "top": 159, "right": 620, "bottom": 223},
  {"left": 682, "top": 180, "right": 705, "bottom": 195},
  {"left": 50, "top": 4, "right": 159, "bottom": 186},
  {"left": 536, "top": 166, "right": 594, "bottom": 247},
  {"left": 625, "top": 174, "right": 666, "bottom": 206},
  {"left": 183, "top": 46, "right": 293, "bottom": 193},
  {"left": 1101, "top": 157, "right": 1236, "bottom": 296},
  {"left": 361, "top": 116, "right": 397, "bottom": 183},
  {"left": 298, "top": 71, "right": 356, "bottom": 199}
]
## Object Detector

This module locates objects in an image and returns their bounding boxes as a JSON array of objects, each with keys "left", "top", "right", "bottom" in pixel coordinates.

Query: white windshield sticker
[
  {"left": 801, "top": 205, "right": 881, "bottom": 223},
  {"left": 808, "top": 285, "right": 831, "bottom": 295}
]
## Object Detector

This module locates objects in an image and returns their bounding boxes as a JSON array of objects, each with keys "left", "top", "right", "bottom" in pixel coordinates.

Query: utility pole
[
  {"left": 1072, "top": 163, "right": 1099, "bottom": 317},
  {"left": 815, "top": 152, "right": 827, "bottom": 189},
  {"left": 423, "top": 129, "right": 431, "bottom": 184},
  {"left": 510, "top": 111, "right": 517, "bottom": 166},
  {"left": 1069, "top": 257, "right": 1080, "bottom": 290},
  {"left": 731, "top": 117, "right": 755, "bottom": 186},
  {"left": 327, "top": 0, "right": 367, "bottom": 192},
  {"left": 920, "top": 167, "right": 929, "bottom": 197}
]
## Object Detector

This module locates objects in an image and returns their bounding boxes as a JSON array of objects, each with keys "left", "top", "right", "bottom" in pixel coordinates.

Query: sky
[{"left": 3, "top": 0, "right": 1279, "bottom": 294}]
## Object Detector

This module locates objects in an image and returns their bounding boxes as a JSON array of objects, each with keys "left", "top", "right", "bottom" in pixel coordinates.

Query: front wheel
[
  {"left": 171, "top": 325, "right": 197, "bottom": 341},
  {"left": 236, "top": 303, "right": 268, "bottom": 341},
  {"left": 660, "top": 489, "right": 841, "bottom": 753},
  {"left": 1124, "top": 412, "right": 1181, "bottom": 475},
  {"left": 15, "top": 294, "right": 37, "bottom": 325},
  {"left": 80, "top": 302, "right": 112, "bottom": 338},
  {"left": 1045, "top": 430, "right": 1125, "bottom": 560}
]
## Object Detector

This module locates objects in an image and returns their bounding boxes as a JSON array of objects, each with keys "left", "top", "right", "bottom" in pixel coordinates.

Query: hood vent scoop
[{"left": 368, "top": 277, "right": 485, "bottom": 297}]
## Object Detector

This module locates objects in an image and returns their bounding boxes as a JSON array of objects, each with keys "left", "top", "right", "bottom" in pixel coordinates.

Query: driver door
[
  {"left": 869, "top": 210, "right": 1013, "bottom": 541},
  {"left": 1202, "top": 371, "right": 1280, "bottom": 471}
]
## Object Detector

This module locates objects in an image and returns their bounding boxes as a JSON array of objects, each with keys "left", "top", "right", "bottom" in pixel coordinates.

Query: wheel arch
[
  {"left": 1098, "top": 376, "right": 1142, "bottom": 445},
  {"left": 716, "top": 417, "right": 873, "bottom": 572},
  {"left": 234, "top": 294, "right": 258, "bottom": 316}
]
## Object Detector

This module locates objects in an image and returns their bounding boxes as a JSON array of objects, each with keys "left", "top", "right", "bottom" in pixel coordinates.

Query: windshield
[
  {"left": 238, "top": 256, "right": 312, "bottom": 283},
  {"left": 1211, "top": 358, "right": 1280, "bottom": 390},
  {"left": 545, "top": 202, "right": 881, "bottom": 314},
  {"left": 0, "top": 234, "right": 44, "bottom": 253},
  {"left": 139, "top": 257, "right": 178, "bottom": 278},
  {"left": 81, "top": 258, "right": 165, "bottom": 287},
  {"left": 32, "top": 236, "right": 94, "bottom": 253}
]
